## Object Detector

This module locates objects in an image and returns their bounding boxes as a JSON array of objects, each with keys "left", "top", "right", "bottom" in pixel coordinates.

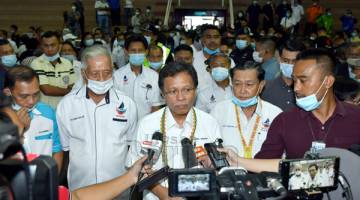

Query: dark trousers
[{"left": 111, "top": 8, "right": 120, "bottom": 26}]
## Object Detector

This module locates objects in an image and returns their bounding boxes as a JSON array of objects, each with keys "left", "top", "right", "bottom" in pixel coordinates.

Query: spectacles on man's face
[{"left": 164, "top": 87, "right": 195, "bottom": 97}]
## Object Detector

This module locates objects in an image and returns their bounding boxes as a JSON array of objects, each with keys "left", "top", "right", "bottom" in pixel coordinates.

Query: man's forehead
[
  {"left": 293, "top": 60, "right": 319, "bottom": 75},
  {"left": 204, "top": 29, "right": 220, "bottom": 36},
  {"left": 0, "top": 44, "right": 13, "bottom": 52}
]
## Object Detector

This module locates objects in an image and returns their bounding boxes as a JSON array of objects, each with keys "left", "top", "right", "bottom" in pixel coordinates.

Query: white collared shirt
[
  {"left": 126, "top": 107, "right": 222, "bottom": 200},
  {"left": 57, "top": 86, "right": 137, "bottom": 191},
  {"left": 210, "top": 98, "right": 282, "bottom": 158},
  {"left": 23, "top": 102, "right": 62, "bottom": 156},
  {"left": 192, "top": 51, "right": 235, "bottom": 90},
  {"left": 114, "top": 63, "right": 163, "bottom": 120},
  {"left": 195, "top": 79, "right": 233, "bottom": 113}
]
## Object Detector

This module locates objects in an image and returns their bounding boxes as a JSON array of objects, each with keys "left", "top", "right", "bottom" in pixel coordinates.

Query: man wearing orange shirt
[{"left": 305, "top": 0, "right": 324, "bottom": 36}]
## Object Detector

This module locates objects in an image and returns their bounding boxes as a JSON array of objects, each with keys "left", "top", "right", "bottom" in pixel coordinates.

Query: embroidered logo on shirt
[
  {"left": 116, "top": 102, "right": 127, "bottom": 115},
  {"left": 210, "top": 95, "right": 216, "bottom": 103},
  {"left": 263, "top": 118, "right": 270, "bottom": 128},
  {"left": 62, "top": 75, "right": 70, "bottom": 85},
  {"left": 123, "top": 75, "right": 128, "bottom": 84}
]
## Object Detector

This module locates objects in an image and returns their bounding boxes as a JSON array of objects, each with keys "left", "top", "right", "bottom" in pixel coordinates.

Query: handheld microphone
[
  {"left": 142, "top": 131, "right": 163, "bottom": 166},
  {"left": 181, "top": 138, "right": 198, "bottom": 168}
]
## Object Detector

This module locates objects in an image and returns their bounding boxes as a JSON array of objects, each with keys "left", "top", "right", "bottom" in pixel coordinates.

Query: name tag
[{"left": 311, "top": 141, "right": 326, "bottom": 153}]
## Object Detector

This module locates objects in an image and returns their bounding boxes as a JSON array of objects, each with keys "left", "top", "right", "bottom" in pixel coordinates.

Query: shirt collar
[
  {"left": 165, "top": 106, "right": 194, "bottom": 129},
  {"left": 75, "top": 85, "right": 111, "bottom": 104}
]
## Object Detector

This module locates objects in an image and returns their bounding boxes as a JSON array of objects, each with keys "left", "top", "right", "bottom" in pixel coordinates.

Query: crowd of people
[{"left": 0, "top": 0, "right": 360, "bottom": 199}]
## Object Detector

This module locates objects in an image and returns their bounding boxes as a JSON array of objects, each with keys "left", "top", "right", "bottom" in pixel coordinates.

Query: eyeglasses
[{"left": 164, "top": 87, "right": 195, "bottom": 96}]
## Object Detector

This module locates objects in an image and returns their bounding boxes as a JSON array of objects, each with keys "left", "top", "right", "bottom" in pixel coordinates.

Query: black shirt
[{"left": 230, "top": 46, "right": 254, "bottom": 66}]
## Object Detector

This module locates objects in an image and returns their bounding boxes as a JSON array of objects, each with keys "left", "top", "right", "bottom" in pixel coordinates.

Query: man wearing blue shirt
[{"left": 3, "top": 65, "right": 63, "bottom": 172}]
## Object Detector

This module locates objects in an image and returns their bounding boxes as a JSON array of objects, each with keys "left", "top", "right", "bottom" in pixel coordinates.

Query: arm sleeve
[
  {"left": 51, "top": 110, "right": 62, "bottom": 153},
  {"left": 126, "top": 99, "right": 138, "bottom": 146},
  {"left": 125, "top": 119, "right": 145, "bottom": 168},
  {"left": 56, "top": 101, "right": 71, "bottom": 151},
  {"left": 31, "top": 61, "right": 49, "bottom": 85},
  {"left": 254, "top": 113, "right": 285, "bottom": 159},
  {"left": 150, "top": 74, "right": 164, "bottom": 107}
]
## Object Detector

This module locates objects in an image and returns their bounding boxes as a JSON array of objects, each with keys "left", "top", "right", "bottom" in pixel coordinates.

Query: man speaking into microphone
[{"left": 126, "top": 62, "right": 222, "bottom": 200}]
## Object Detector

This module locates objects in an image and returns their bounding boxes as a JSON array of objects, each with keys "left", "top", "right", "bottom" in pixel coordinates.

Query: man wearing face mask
[
  {"left": 261, "top": 39, "right": 305, "bottom": 111},
  {"left": 131, "top": 8, "right": 143, "bottom": 34},
  {"left": 246, "top": 0, "right": 261, "bottom": 33},
  {"left": 0, "top": 39, "right": 18, "bottom": 89},
  {"left": 253, "top": 38, "right": 280, "bottom": 80},
  {"left": 196, "top": 53, "right": 233, "bottom": 113},
  {"left": 289, "top": 164, "right": 307, "bottom": 190},
  {"left": 30, "top": 31, "right": 76, "bottom": 109},
  {"left": 211, "top": 61, "right": 282, "bottom": 158},
  {"left": 230, "top": 29, "right": 254, "bottom": 66},
  {"left": 217, "top": 49, "right": 360, "bottom": 174},
  {"left": 114, "top": 35, "right": 163, "bottom": 120},
  {"left": 193, "top": 25, "right": 235, "bottom": 90},
  {"left": 3, "top": 65, "right": 63, "bottom": 173},
  {"left": 147, "top": 45, "right": 163, "bottom": 73},
  {"left": 56, "top": 45, "right": 137, "bottom": 194}
]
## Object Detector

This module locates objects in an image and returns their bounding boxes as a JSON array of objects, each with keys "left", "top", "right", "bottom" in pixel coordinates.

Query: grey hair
[{"left": 81, "top": 45, "right": 112, "bottom": 69}]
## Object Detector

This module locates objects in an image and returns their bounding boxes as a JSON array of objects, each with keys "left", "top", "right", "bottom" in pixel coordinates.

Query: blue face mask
[
  {"left": 149, "top": 61, "right": 163, "bottom": 70},
  {"left": 1, "top": 54, "right": 17, "bottom": 67},
  {"left": 211, "top": 67, "right": 229, "bottom": 81},
  {"left": 280, "top": 62, "right": 294, "bottom": 78},
  {"left": 203, "top": 47, "right": 220, "bottom": 55},
  {"left": 84, "top": 39, "right": 94, "bottom": 46},
  {"left": 129, "top": 53, "right": 145, "bottom": 66},
  {"left": 236, "top": 39, "right": 248, "bottom": 49},
  {"left": 46, "top": 53, "right": 60, "bottom": 62},
  {"left": 349, "top": 67, "right": 360, "bottom": 83},
  {"left": 232, "top": 95, "right": 258, "bottom": 108},
  {"left": 250, "top": 42, "right": 256, "bottom": 50},
  {"left": 296, "top": 78, "right": 328, "bottom": 111}
]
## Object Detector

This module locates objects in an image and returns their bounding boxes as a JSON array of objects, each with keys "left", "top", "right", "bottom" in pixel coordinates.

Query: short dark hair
[
  {"left": 41, "top": 31, "right": 60, "bottom": 41},
  {"left": 257, "top": 38, "right": 276, "bottom": 53},
  {"left": 280, "top": 39, "right": 306, "bottom": 55},
  {"left": 230, "top": 60, "right": 265, "bottom": 81},
  {"left": 308, "top": 163, "right": 319, "bottom": 170},
  {"left": 158, "top": 62, "right": 198, "bottom": 91},
  {"left": 296, "top": 48, "right": 336, "bottom": 75},
  {"left": 0, "top": 39, "right": 10, "bottom": 46},
  {"left": 205, "top": 53, "right": 231, "bottom": 66},
  {"left": 124, "top": 34, "right": 148, "bottom": 50},
  {"left": 4, "top": 65, "right": 39, "bottom": 89},
  {"left": 201, "top": 24, "right": 220, "bottom": 37},
  {"left": 174, "top": 44, "right": 193, "bottom": 55}
]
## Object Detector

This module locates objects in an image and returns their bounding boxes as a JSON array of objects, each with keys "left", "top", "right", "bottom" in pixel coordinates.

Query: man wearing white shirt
[
  {"left": 211, "top": 61, "right": 282, "bottom": 158},
  {"left": 57, "top": 45, "right": 137, "bottom": 194},
  {"left": 126, "top": 62, "right": 222, "bottom": 200},
  {"left": 306, "top": 163, "right": 322, "bottom": 189},
  {"left": 196, "top": 53, "right": 232, "bottom": 113},
  {"left": 193, "top": 25, "right": 235, "bottom": 90},
  {"left": 114, "top": 34, "right": 163, "bottom": 120},
  {"left": 291, "top": 0, "right": 304, "bottom": 32}
]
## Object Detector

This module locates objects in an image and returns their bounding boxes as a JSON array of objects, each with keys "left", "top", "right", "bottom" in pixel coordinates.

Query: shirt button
[
  {"left": 321, "top": 126, "right": 325, "bottom": 130},
  {"left": 286, "top": 101, "right": 290, "bottom": 104},
  {"left": 287, "top": 90, "right": 291, "bottom": 92}
]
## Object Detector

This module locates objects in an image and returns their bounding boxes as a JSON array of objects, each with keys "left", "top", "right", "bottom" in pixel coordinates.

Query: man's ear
[
  {"left": 3, "top": 88, "right": 11, "bottom": 96},
  {"left": 258, "top": 80, "right": 266, "bottom": 94},
  {"left": 325, "top": 75, "right": 335, "bottom": 89},
  {"left": 206, "top": 66, "right": 210, "bottom": 72}
]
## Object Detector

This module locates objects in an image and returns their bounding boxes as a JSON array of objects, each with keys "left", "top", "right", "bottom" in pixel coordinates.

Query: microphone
[
  {"left": 142, "top": 131, "right": 163, "bottom": 166},
  {"left": 181, "top": 138, "right": 198, "bottom": 168}
]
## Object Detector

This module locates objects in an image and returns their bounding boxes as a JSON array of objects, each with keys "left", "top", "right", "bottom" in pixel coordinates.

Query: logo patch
[
  {"left": 116, "top": 102, "right": 127, "bottom": 116},
  {"left": 210, "top": 95, "right": 216, "bottom": 103},
  {"left": 123, "top": 75, "right": 128, "bottom": 84}
]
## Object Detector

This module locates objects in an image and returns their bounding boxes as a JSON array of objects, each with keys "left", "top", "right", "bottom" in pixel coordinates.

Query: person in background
[
  {"left": 253, "top": 38, "right": 280, "bottom": 80},
  {"left": 124, "top": 0, "right": 133, "bottom": 26},
  {"left": 230, "top": 29, "right": 254, "bottom": 66},
  {"left": 275, "top": 0, "right": 291, "bottom": 27},
  {"left": 305, "top": 0, "right": 324, "bottom": 36},
  {"left": 334, "top": 77, "right": 360, "bottom": 106},
  {"left": 180, "top": 30, "right": 198, "bottom": 54},
  {"left": 262, "top": 0, "right": 275, "bottom": 32},
  {"left": 340, "top": 9, "right": 357, "bottom": 36},
  {"left": 30, "top": 31, "right": 76, "bottom": 109},
  {"left": 174, "top": 44, "right": 194, "bottom": 65},
  {"left": 196, "top": 53, "right": 233, "bottom": 113},
  {"left": 262, "top": 39, "right": 305, "bottom": 111},
  {"left": 147, "top": 44, "right": 163, "bottom": 73},
  {"left": 111, "top": 32, "right": 127, "bottom": 68},
  {"left": 143, "top": 6, "right": 154, "bottom": 26},
  {"left": 82, "top": 32, "right": 95, "bottom": 48},
  {"left": 131, "top": 8, "right": 143, "bottom": 34},
  {"left": 291, "top": 0, "right": 304, "bottom": 33},
  {"left": 95, "top": 0, "right": 111, "bottom": 34},
  {"left": 316, "top": 8, "right": 334, "bottom": 36},
  {"left": 220, "top": 38, "right": 231, "bottom": 56},
  {"left": 280, "top": 9, "right": 297, "bottom": 34},
  {"left": 60, "top": 41, "right": 83, "bottom": 91},
  {"left": 246, "top": 0, "right": 261, "bottom": 33},
  {"left": 108, "top": 0, "right": 120, "bottom": 26},
  {"left": 64, "top": 3, "right": 81, "bottom": 36}
]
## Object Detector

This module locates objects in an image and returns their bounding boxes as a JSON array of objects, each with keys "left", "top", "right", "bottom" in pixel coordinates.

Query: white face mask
[
  {"left": 252, "top": 51, "right": 263, "bottom": 63},
  {"left": 87, "top": 78, "right": 114, "bottom": 94}
]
